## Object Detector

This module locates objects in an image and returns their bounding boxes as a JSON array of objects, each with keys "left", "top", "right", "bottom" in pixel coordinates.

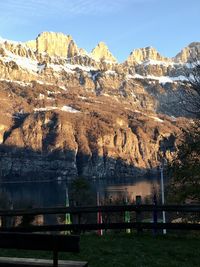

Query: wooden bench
[{"left": 0, "top": 232, "right": 88, "bottom": 267}]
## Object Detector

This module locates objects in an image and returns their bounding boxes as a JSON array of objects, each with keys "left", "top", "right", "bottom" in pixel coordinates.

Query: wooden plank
[
  {"left": 0, "top": 204, "right": 200, "bottom": 217},
  {"left": 0, "top": 257, "right": 88, "bottom": 267},
  {"left": 0, "top": 233, "right": 80, "bottom": 252},
  {"left": 1, "top": 222, "right": 200, "bottom": 233}
]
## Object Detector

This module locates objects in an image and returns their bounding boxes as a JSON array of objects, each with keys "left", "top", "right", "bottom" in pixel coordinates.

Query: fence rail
[
  {"left": 0, "top": 204, "right": 200, "bottom": 233},
  {"left": 0, "top": 222, "right": 200, "bottom": 233},
  {"left": 0, "top": 204, "right": 200, "bottom": 216}
]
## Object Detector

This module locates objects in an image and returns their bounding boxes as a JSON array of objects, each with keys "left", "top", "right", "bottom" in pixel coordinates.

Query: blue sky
[{"left": 0, "top": 0, "right": 199, "bottom": 62}]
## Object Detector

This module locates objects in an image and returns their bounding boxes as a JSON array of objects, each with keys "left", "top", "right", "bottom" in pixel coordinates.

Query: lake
[
  {"left": 0, "top": 175, "right": 163, "bottom": 226},
  {"left": 0, "top": 175, "right": 161, "bottom": 209}
]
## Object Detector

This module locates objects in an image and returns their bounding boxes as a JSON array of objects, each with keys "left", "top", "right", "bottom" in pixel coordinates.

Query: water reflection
[
  {"left": 0, "top": 176, "right": 160, "bottom": 209},
  {"left": 90, "top": 176, "right": 160, "bottom": 203},
  {"left": 1, "top": 181, "right": 65, "bottom": 209}
]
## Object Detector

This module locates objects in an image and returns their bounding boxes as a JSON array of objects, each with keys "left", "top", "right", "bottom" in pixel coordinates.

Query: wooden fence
[{"left": 0, "top": 203, "right": 200, "bottom": 233}]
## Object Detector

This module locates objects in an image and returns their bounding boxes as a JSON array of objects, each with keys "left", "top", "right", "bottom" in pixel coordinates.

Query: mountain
[
  {"left": 0, "top": 32, "right": 197, "bottom": 180},
  {"left": 126, "top": 46, "right": 170, "bottom": 64},
  {"left": 174, "top": 42, "right": 200, "bottom": 63},
  {"left": 91, "top": 42, "right": 117, "bottom": 63},
  {"left": 26, "top": 32, "right": 82, "bottom": 58}
]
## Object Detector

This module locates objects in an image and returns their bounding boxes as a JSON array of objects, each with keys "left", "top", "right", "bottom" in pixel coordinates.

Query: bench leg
[{"left": 53, "top": 251, "right": 58, "bottom": 267}]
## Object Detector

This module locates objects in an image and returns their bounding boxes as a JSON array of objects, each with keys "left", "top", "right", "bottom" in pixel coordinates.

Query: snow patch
[
  {"left": 34, "top": 105, "right": 80, "bottom": 113},
  {"left": 34, "top": 107, "right": 57, "bottom": 112},
  {"left": 105, "top": 70, "right": 117, "bottom": 75},
  {"left": 0, "top": 49, "right": 38, "bottom": 72},
  {"left": 49, "top": 62, "right": 97, "bottom": 74},
  {"left": 0, "top": 45, "right": 97, "bottom": 75},
  {"left": 66, "top": 63, "right": 96, "bottom": 72},
  {"left": 149, "top": 116, "right": 164, "bottom": 123},
  {"left": 48, "top": 63, "right": 74, "bottom": 73},
  {"left": 61, "top": 105, "right": 80, "bottom": 113},
  {"left": 47, "top": 90, "right": 61, "bottom": 95},
  {"left": 128, "top": 74, "right": 188, "bottom": 84},
  {"left": 102, "top": 93, "right": 111, "bottom": 97},
  {"left": 128, "top": 74, "right": 144, "bottom": 79},
  {"left": 0, "top": 78, "right": 32, "bottom": 87},
  {"left": 142, "top": 59, "right": 176, "bottom": 67},
  {"left": 78, "top": 96, "right": 87, "bottom": 100},
  {"left": 58, "top": 85, "right": 67, "bottom": 91},
  {"left": 0, "top": 37, "right": 25, "bottom": 46},
  {"left": 39, "top": 93, "right": 45, "bottom": 100},
  {"left": 134, "top": 110, "right": 163, "bottom": 123}
]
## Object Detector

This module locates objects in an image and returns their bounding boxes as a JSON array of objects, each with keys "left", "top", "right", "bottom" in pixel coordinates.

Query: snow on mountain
[
  {"left": 34, "top": 105, "right": 80, "bottom": 113},
  {"left": 126, "top": 74, "right": 187, "bottom": 84},
  {"left": 0, "top": 31, "right": 198, "bottom": 92}
]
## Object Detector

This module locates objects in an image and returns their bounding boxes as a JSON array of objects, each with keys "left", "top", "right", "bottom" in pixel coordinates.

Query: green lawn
[{"left": 0, "top": 233, "right": 200, "bottom": 267}]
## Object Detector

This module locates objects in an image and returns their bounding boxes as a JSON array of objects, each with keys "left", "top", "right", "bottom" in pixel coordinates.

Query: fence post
[
  {"left": 153, "top": 193, "right": 158, "bottom": 235},
  {"left": 136, "top": 195, "right": 142, "bottom": 233},
  {"left": 124, "top": 189, "right": 131, "bottom": 234},
  {"left": 97, "top": 192, "right": 103, "bottom": 236},
  {"left": 72, "top": 201, "right": 80, "bottom": 234}
]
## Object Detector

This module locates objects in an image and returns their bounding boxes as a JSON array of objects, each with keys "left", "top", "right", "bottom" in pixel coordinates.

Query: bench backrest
[{"left": 0, "top": 232, "right": 80, "bottom": 252}]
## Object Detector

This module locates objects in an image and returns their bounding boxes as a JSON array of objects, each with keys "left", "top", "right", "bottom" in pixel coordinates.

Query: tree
[
  {"left": 69, "top": 177, "right": 95, "bottom": 207},
  {"left": 168, "top": 124, "right": 200, "bottom": 203},
  {"left": 181, "top": 60, "right": 200, "bottom": 117},
  {"left": 168, "top": 55, "right": 200, "bottom": 204}
]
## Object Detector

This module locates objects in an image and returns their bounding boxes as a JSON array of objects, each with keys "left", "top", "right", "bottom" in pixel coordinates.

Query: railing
[
  {"left": 1, "top": 204, "right": 200, "bottom": 216},
  {"left": 0, "top": 204, "right": 200, "bottom": 233}
]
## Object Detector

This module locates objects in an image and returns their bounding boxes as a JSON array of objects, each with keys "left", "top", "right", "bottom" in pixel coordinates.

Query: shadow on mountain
[
  {"left": 3, "top": 113, "right": 30, "bottom": 142},
  {"left": 143, "top": 81, "right": 195, "bottom": 118},
  {"left": 0, "top": 144, "right": 155, "bottom": 181}
]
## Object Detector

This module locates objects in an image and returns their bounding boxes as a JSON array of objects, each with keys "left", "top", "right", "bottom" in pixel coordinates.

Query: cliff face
[
  {"left": 0, "top": 32, "right": 196, "bottom": 179},
  {"left": 174, "top": 42, "right": 200, "bottom": 63},
  {"left": 0, "top": 80, "right": 183, "bottom": 179},
  {"left": 26, "top": 32, "right": 72, "bottom": 57},
  {"left": 127, "top": 47, "right": 171, "bottom": 64}
]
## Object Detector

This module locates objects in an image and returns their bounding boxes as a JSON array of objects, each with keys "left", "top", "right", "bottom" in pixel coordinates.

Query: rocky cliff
[
  {"left": 127, "top": 46, "right": 171, "bottom": 64},
  {"left": 0, "top": 32, "right": 197, "bottom": 180},
  {"left": 174, "top": 42, "right": 200, "bottom": 63},
  {"left": 91, "top": 42, "right": 117, "bottom": 63},
  {"left": 0, "top": 79, "right": 185, "bottom": 180},
  {"left": 26, "top": 32, "right": 75, "bottom": 57}
]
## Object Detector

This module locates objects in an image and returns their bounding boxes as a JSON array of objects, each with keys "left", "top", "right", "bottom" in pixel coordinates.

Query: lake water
[
  {"left": 0, "top": 175, "right": 163, "bottom": 226},
  {"left": 0, "top": 175, "right": 161, "bottom": 209}
]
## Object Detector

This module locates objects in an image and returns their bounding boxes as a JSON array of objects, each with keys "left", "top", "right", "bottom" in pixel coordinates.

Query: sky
[{"left": 0, "top": 0, "right": 199, "bottom": 62}]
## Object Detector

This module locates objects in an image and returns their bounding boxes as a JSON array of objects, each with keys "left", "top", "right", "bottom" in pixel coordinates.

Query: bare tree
[
  {"left": 168, "top": 53, "right": 200, "bottom": 205},
  {"left": 180, "top": 54, "right": 200, "bottom": 117}
]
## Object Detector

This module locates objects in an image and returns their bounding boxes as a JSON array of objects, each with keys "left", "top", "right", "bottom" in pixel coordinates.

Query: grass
[{"left": 0, "top": 232, "right": 200, "bottom": 267}]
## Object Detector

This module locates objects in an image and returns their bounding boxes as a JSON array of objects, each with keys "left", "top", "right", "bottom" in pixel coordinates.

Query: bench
[{"left": 0, "top": 232, "right": 88, "bottom": 267}]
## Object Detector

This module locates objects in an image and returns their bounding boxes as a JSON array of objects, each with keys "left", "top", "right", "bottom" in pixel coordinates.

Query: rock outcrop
[
  {"left": 91, "top": 42, "right": 117, "bottom": 63},
  {"left": 127, "top": 46, "right": 171, "bottom": 64},
  {"left": 35, "top": 32, "right": 72, "bottom": 57},
  {"left": 174, "top": 42, "right": 200, "bottom": 63}
]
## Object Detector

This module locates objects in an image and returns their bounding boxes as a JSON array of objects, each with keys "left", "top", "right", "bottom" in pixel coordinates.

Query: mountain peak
[
  {"left": 26, "top": 31, "right": 73, "bottom": 57},
  {"left": 127, "top": 46, "right": 170, "bottom": 65},
  {"left": 174, "top": 42, "right": 200, "bottom": 63},
  {"left": 91, "top": 42, "right": 117, "bottom": 63},
  {"left": 97, "top": 41, "right": 108, "bottom": 48},
  {"left": 188, "top": 42, "right": 200, "bottom": 48}
]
